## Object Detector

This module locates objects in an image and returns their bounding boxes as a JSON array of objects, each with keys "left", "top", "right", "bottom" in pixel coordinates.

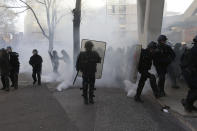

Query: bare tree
[
  {"left": 0, "top": 8, "right": 17, "bottom": 33},
  {"left": 1, "top": 0, "right": 66, "bottom": 71},
  {"left": 1, "top": 0, "right": 83, "bottom": 69}
]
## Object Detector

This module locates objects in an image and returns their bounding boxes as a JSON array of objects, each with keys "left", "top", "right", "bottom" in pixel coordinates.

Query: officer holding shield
[
  {"left": 135, "top": 41, "right": 160, "bottom": 102},
  {"left": 76, "top": 41, "right": 101, "bottom": 104}
]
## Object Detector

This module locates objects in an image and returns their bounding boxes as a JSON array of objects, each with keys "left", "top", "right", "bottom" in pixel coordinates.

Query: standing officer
[
  {"left": 153, "top": 35, "right": 175, "bottom": 97},
  {"left": 135, "top": 41, "right": 160, "bottom": 102},
  {"left": 0, "top": 49, "right": 10, "bottom": 91},
  {"left": 7, "top": 46, "right": 20, "bottom": 89},
  {"left": 29, "top": 49, "right": 43, "bottom": 86},
  {"left": 181, "top": 36, "right": 197, "bottom": 112},
  {"left": 76, "top": 41, "right": 101, "bottom": 104}
]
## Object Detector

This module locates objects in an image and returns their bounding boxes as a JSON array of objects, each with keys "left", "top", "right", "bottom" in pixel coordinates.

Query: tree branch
[
  {"left": 15, "top": 8, "right": 30, "bottom": 14},
  {"left": 35, "top": 0, "right": 45, "bottom": 5},
  {"left": 56, "top": 12, "right": 67, "bottom": 25},
  {"left": 18, "top": 0, "right": 49, "bottom": 39}
]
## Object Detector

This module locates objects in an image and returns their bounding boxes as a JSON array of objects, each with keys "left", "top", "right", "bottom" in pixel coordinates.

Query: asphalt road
[
  {"left": 0, "top": 77, "right": 192, "bottom": 131},
  {"left": 53, "top": 87, "right": 191, "bottom": 131},
  {"left": 0, "top": 85, "right": 78, "bottom": 131}
]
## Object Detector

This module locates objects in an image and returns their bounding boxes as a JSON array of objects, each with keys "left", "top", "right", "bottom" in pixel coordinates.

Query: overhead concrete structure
[
  {"left": 183, "top": 0, "right": 197, "bottom": 21},
  {"left": 137, "top": 0, "right": 165, "bottom": 48}
]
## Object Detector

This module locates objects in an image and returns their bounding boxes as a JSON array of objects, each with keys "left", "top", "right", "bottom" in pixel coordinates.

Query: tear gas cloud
[
  {"left": 2, "top": 1, "right": 186, "bottom": 97},
  {"left": 2, "top": 2, "right": 139, "bottom": 93}
]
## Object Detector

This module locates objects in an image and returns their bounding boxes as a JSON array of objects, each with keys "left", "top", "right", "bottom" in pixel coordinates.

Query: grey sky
[
  {"left": 166, "top": 0, "right": 194, "bottom": 13},
  {"left": 16, "top": 0, "right": 194, "bottom": 32}
]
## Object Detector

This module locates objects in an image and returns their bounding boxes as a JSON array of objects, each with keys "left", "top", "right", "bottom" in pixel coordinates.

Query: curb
[{"left": 148, "top": 94, "right": 196, "bottom": 131}]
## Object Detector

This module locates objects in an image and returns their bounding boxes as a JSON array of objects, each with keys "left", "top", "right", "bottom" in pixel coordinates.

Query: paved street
[
  {"left": 0, "top": 84, "right": 78, "bottom": 131},
  {"left": 0, "top": 75, "right": 192, "bottom": 131},
  {"left": 53, "top": 87, "right": 190, "bottom": 131}
]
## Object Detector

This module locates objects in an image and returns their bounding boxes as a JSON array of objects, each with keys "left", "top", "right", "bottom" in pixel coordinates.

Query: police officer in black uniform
[
  {"left": 7, "top": 46, "right": 20, "bottom": 89},
  {"left": 135, "top": 41, "right": 160, "bottom": 102},
  {"left": 181, "top": 36, "right": 197, "bottom": 112},
  {"left": 153, "top": 35, "right": 175, "bottom": 97},
  {"left": 29, "top": 49, "right": 43, "bottom": 86},
  {"left": 76, "top": 41, "right": 101, "bottom": 104},
  {"left": 0, "top": 48, "right": 10, "bottom": 91}
]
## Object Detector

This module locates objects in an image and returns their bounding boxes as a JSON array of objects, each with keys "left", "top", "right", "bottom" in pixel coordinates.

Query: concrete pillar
[
  {"left": 137, "top": 0, "right": 146, "bottom": 46},
  {"left": 137, "top": 0, "right": 165, "bottom": 48}
]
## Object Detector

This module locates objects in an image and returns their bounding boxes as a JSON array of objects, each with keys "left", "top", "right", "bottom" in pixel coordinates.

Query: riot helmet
[
  {"left": 32, "top": 49, "right": 38, "bottom": 55},
  {"left": 193, "top": 35, "right": 197, "bottom": 44},
  {"left": 174, "top": 43, "right": 181, "bottom": 49},
  {"left": 85, "top": 41, "right": 94, "bottom": 51},
  {"left": 6, "top": 46, "right": 12, "bottom": 53},
  {"left": 147, "top": 41, "right": 157, "bottom": 50},
  {"left": 157, "top": 35, "right": 168, "bottom": 44}
]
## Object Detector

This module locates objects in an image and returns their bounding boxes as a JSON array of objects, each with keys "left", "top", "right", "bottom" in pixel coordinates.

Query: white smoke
[
  {"left": 3, "top": 2, "right": 139, "bottom": 93},
  {"left": 123, "top": 80, "right": 137, "bottom": 97}
]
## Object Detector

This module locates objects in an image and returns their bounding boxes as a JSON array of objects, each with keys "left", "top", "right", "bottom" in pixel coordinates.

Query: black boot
[
  {"left": 154, "top": 92, "right": 160, "bottom": 99},
  {"left": 38, "top": 82, "right": 41, "bottom": 86},
  {"left": 82, "top": 86, "right": 88, "bottom": 105},
  {"left": 89, "top": 86, "right": 95, "bottom": 104},
  {"left": 192, "top": 106, "right": 197, "bottom": 111},
  {"left": 134, "top": 95, "right": 144, "bottom": 103},
  {"left": 149, "top": 75, "right": 160, "bottom": 99},
  {"left": 160, "top": 91, "right": 166, "bottom": 97},
  {"left": 33, "top": 81, "right": 37, "bottom": 85},
  {"left": 38, "top": 73, "right": 41, "bottom": 86},
  {"left": 89, "top": 97, "right": 94, "bottom": 104},
  {"left": 14, "top": 86, "right": 18, "bottom": 90},
  {"left": 159, "top": 87, "right": 166, "bottom": 97},
  {"left": 5, "top": 88, "right": 9, "bottom": 92},
  {"left": 181, "top": 99, "right": 192, "bottom": 112}
]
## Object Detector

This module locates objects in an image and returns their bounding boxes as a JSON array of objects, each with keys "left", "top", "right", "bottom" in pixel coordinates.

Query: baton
[{"left": 73, "top": 71, "right": 79, "bottom": 85}]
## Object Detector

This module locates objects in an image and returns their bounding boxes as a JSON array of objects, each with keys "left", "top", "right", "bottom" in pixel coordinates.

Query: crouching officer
[
  {"left": 181, "top": 36, "right": 197, "bottom": 112},
  {"left": 135, "top": 41, "right": 160, "bottom": 102},
  {"left": 29, "top": 49, "right": 43, "bottom": 86},
  {"left": 0, "top": 49, "right": 10, "bottom": 91},
  {"left": 76, "top": 41, "right": 101, "bottom": 104},
  {"left": 7, "top": 46, "right": 20, "bottom": 89},
  {"left": 153, "top": 35, "right": 175, "bottom": 97}
]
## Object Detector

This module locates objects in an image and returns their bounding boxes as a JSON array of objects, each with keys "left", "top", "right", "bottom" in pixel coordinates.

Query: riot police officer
[
  {"left": 7, "top": 46, "right": 20, "bottom": 89},
  {"left": 181, "top": 36, "right": 197, "bottom": 112},
  {"left": 0, "top": 49, "right": 10, "bottom": 91},
  {"left": 29, "top": 49, "right": 43, "bottom": 86},
  {"left": 76, "top": 41, "right": 101, "bottom": 104},
  {"left": 153, "top": 35, "right": 175, "bottom": 97},
  {"left": 135, "top": 41, "right": 159, "bottom": 102}
]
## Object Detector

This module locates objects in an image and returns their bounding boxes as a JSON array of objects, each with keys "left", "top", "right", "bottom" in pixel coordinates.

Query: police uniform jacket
[
  {"left": 76, "top": 51, "right": 101, "bottom": 75},
  {"left": 29, "top": 54, "right": 43, "bottom": 72},
  {"left": 138, "top": 49, "right": 152, "bottom": 73}
]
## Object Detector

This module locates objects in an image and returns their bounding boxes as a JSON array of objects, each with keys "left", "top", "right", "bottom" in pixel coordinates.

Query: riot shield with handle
[{"left": 78, "top": 39, "right": 106, "bottom": 79}]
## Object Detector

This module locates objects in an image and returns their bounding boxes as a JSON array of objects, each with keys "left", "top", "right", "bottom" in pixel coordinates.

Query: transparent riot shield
[{"left": 78, "top": 39, "right": 106, "bottom": 79}]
